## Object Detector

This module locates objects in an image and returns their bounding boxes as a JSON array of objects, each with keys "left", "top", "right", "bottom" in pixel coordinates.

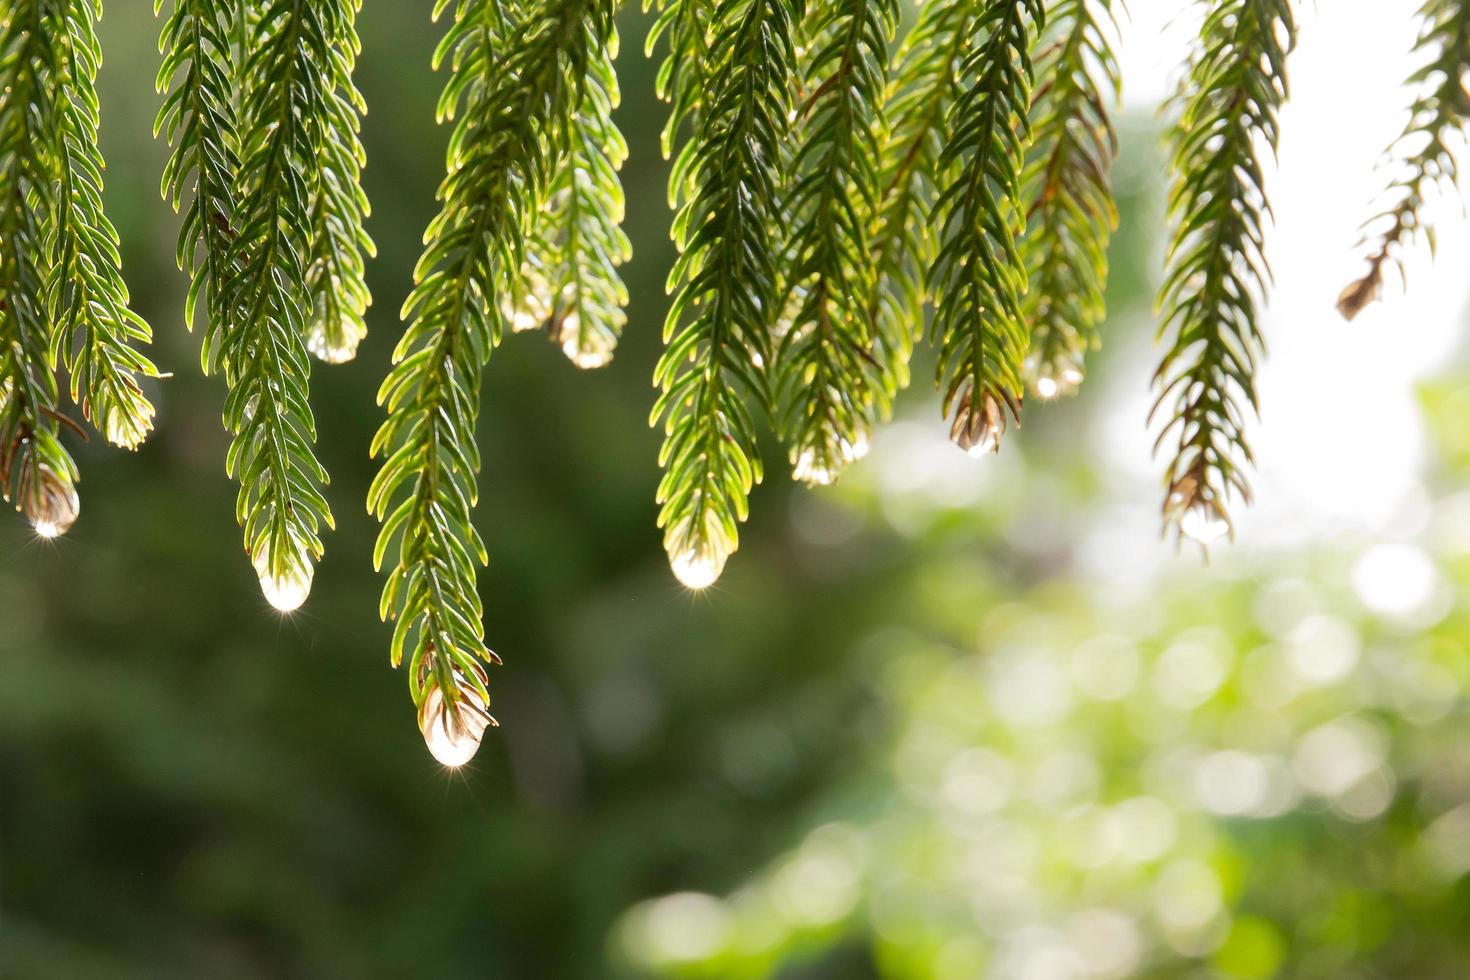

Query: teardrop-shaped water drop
[
  {"left": 253, "top": 549, "right": 313, "bottom": 612},
  {"left": 419, "top": 680, "right": 494, "bottom": 767},
  {"left": 25, "top": 464, "right": 79, "bottom": 538}
]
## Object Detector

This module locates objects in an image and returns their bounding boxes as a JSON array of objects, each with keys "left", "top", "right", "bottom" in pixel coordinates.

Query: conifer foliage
[
  {"left": 1152, "top": 0, "right": 1295, "bottom": 545},
  {"left": 6, "top": 1, "right": 1470, "bottom": 760},
  {"left": 157, "top": 0, "right": 371, "bottom": 610},
  {"left": 371, "top": 0, "right": 620, "bottom": 760},
  {"left": 2, "top": 0, "right": 159, "bottom": 539},
  {"left": 1339, "top": 0, "right": 1470, "bottom": 320}
]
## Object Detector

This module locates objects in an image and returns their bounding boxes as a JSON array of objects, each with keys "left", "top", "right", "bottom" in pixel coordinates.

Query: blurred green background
[{"left": 3, "top": 5, "right": 1470, "bottom": 979}]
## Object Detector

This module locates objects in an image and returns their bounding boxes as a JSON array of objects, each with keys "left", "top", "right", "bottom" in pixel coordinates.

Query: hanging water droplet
[
  {"left": 503, "top": 273, "right": 552, "bottom": 333},
  {"left": 253, "top": 549, "right": 313, "bottom": 612},
  {"left": 949, "top": 388, "right": 1009, "bottom": 457},
  {"left": 419, "top": 677, "right": 494, "bottom": 767},
  {"left": 671, "top": 545, "right": 725, "bottom": 590},
  {"left": 793, "top": 448, "right": 838, "bottom": 486},
  {"left": 558, "top": 311, "right": 614, "bottom": 369},
  {"left": 101, "top": 403, "right": 153, "bottom": 450},
  {"left": 792, "top": 428, "right": 871, "bottom": 487},
  {"left": 307, "top": 329, "right": 360, "bottom": 365},
  {"left": 1180, "top": 503, "right": 1230, "bottom": 545},
  {"left": 1026, "top": 351, "right": 1085, "bottom": 401},
  {"left": 24, "top": 464, "right": 79, "bottom": 538}
]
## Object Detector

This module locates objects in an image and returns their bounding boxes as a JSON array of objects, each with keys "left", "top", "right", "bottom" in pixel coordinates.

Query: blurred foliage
[{"left": 1, "top": 6, "right": 1469, "bottom": 980}]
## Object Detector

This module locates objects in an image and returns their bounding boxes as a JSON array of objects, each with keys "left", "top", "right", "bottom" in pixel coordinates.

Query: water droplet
[
  {"left": 503, "top": 275, "right": 552, "bottom": 333},
  {"left": 949, "top": 388, "right": 1009, "bottom": 456},
  {"left": 793, "top": 449, "right": 838, "bottom": 486},
  {"left": 101, "top": 403, "right": 153, "bottom": 450},
  {"left": 307, "top": 329, "right": 360, "bottom": 365},
  {"left": 419, "top": 677, "right": 494, "bottom": 767},
  {"left": 1180, "top": 503, "right": 1229, "bottom": 545},
  {"left": 792, "top": 429, "right": 870, "bottom": 486},
  {"left": 253, "top": 550, "right": 313, "bottom": 612},
  {"left": 671, "top": 546, "right": 725, "bottom": 590},
  {"left": 25, "top": 464, "right": 78, "bottom": 538},
  {"left": 1027, "top": 351, "right": 1085, "bottom": 400},
  {"left": 558, "top": 312, "right": 615, "bottom": 369}
]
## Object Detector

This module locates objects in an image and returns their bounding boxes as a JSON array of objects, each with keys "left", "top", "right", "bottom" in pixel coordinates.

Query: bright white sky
[{"left": 1087, "top": 0, "right": 1470, "bottom": 568}]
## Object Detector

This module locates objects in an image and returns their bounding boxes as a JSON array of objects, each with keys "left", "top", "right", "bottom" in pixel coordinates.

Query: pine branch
[
  {"left": 156, "top": 0, "right": 241, "bottom": 343},
  {"left": 508, "top": 30, "right": 630, "bottom": 370},
  {"left": 929, "top": 0, "right": 1044, "bottom": 456},
  {"left": 652, "top": 0, "right": 799, "bottom": 588},
  {"left": 1339, "top": 0, "right": 1470, "bottom": 320},
  {"left": 773, "top": 0, "right": 895, "bottom": 486},
  {"left": 371, "top": 0, "right": 617, "bottom": 758},
  {"left": 1154, "top": 0, "right": 1295, "bottom": 544},
  {"left": 216, "top": 0, "right": 358, "bottom": 607},
  {"left": 46, "top": 0, "right": 161, "bottom": 451},
  {"left": 303, "top": 0, "right": 374, "bottom": 364},
  {"left": 866, "top": 0, "right": 977, "bottom": 414},
  {"left": 645, "top": 0, "right": 712, "bottom": 157},
  {"left": 0, "top": 1, "right": 77, "bottom": 533},
  {"left": 1019, "top": 0, "right": 1120, "bottom": 399}
]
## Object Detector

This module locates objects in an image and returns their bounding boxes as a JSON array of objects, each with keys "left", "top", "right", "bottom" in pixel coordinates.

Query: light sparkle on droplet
[
  {"left": 965, "top": 427, "right": 1000, "bottom": 458},
  {"left": 253, "top": 550, "right": 313, "bottom": 612},
  {"left": 1036, "top": 375, "right": 1060, "bottom": 400},
  {"left": 25, "top": 464, "right": 79, "bottom": 539},
  {"left": 793, "top": 449, "right": 837, "bottom": 486},
  {"left": 671, "top": 548, "right": 724, "bottom": 590},
  {"left": 307, "top": 331, "right": 360, "bottom": 364},
  {"left": 1180, "top": 504, "right": 1230, "bottom": 545},
  {"left": 792, "top": 428, "right": 871, "bottom": 486}
]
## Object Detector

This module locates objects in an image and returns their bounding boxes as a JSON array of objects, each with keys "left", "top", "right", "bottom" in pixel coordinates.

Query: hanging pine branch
[
  {"left": 2, "top": 0, "right": 158, "bottom": 537},
  {"left": 1153, "top": 0, "right": 1296, "bottom": 545},
  {"left": 507, "top": 32, "right": 631, "bottom": 370},
  {"left": 47, "top": 0, "right": 161, "bottom": 453},
  {"left": 652, "top": 0, "right": 799, "bottom": 588},
  {"left": 865, "top": 0, "right": 976, "bottom": 419},
  {"left": 929, "top": 0, "right": 1044, "bottom": 457},
  {"left": 303, "top": 5, "right": 374, "bottom": 364},
  {"left": 371, "top": 0, "right": 617, "bottom": 766},
  {"left": 1339, "top": 0, "right": 1470, "bottom": 320},
  {"left": 1, "top": 2, "right": 74, "bottom": 537},
  {"left": 1019, "top": 0, "right": 1120, "bottom": 400},
  {"left": 157, "top": 0, "right": 369, "bottom": 610},
  {"left": 157, "top": 0, "right": 240, "bottom": 338},
  {"left": 645, "top": 0, "right": 710, "bottom": 157},
  {"left": 772, "top": 0, "right": 896, "bottom": 487}
]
